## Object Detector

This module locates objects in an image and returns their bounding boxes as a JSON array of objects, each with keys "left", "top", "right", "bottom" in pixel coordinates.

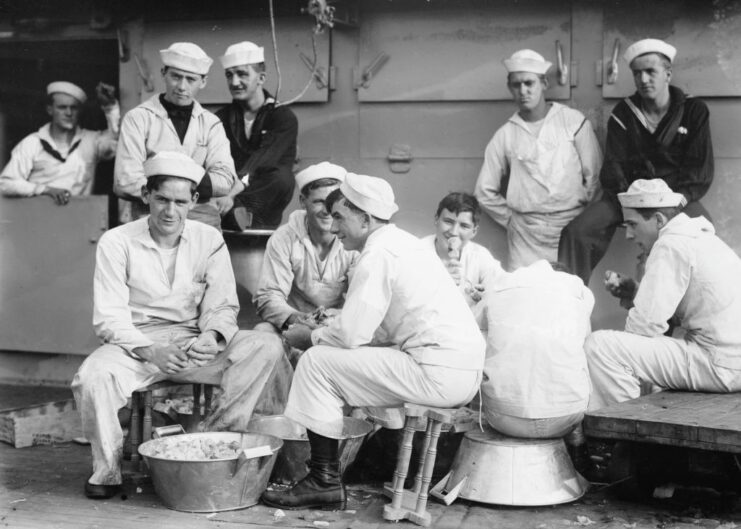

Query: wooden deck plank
[
  {"left": 581, "top": 429, "right": 741, "bottom": 453},
  {"left": 428, "top": 501, "right": 470, "bottom": 529},
  {"left": 7, "top": 439, "right": 738, "bottom": 529}
]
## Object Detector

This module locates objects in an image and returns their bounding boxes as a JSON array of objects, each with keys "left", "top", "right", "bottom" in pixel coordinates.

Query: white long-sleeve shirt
[
  {"left": 254, "top": 210, "right": 357, "bottom": 328},
  {"left": 627, "top": 213, "right": 741, "bottom": 371},
  {"left": 482, "top": 260, "right": 593, "bottom": 418},
  {"left": 93, "top": 217, "right": 239, "bottom": 354},
  {"left": 114, "top": 95, "right": 236, "bottom": 199},
  {"left": 474, "top": 102, "right": 602, "bottom": 226},
  {"left": 0, "top": 124, "right": 116, "bottom": 197},
  {"left": 311, "top": 224, "right": 485, "bottom": 370}
]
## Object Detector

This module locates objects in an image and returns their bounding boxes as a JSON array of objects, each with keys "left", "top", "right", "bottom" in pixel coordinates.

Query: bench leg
[
  {"left": 390, "top": 419, "right": 417, "bottom": 509},
  {"left": 192, "top": 384, "right": 202, "bottom": 429},
  {"left": 130, "top": 392, "right": 140, "bottom": 465},
  {"left": 140, "top": 391, "right": 153, "bottom": 471},
  {"left": 204, "top": 385, "right": 213, "bottom": 416},
  {"left": 412, "top": 422, "right": 433, "bottom": 494},
  {"left": 414, "top": 419, "right": 443, "bottom": 519}
]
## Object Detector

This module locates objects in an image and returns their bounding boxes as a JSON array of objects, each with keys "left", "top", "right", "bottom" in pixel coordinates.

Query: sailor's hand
[
  {"left": 292, "top": 307, "right": 328, "bottom": 330},
  {"left": 212, "top": 195, "right": 235, "bottom": 216},
  {"left": 468, "top": 283, "right": 485, "bottom": 303},
  {"left": 604, "top": 270, "right": 637, "bottom": 307},
  {"left": 135, "top": 343, "right": 189, "bottom": 375},
  {"left": 285, "top": 312, "right": 310, "bottom": 327},
  {"left": 42, "top": 186, "right": 72, "bottom": 205},
  {"left": 96, "top": 82, "right": 118, "bottom": 108},
  {"left": 186, "top": 331, "right": 220, "bottom": 366},
  {"left": 282, "top": 323, "right": 313, "bottom": 351},
  {"left": 445, "top": 259, "right": 463, "bottom": 285}
]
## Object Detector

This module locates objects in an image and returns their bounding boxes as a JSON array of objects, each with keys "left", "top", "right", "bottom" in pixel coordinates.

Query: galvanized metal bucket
[
  {"left": 431, "top": 429, "right": 589, "bottom": 506},
  {"left": 247, "top": 415, "right": 373, "bottom": 484},
  {"left": 138, "top": 430, "right": 283, "bottom": 512}
]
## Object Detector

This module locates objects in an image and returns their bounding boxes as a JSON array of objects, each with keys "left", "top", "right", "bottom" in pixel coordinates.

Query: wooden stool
[
  {"left": 129, "top": 381, "right": 214, "bottom": 471},
  {"left": 382, "top": 404, "right": 471, "bottom": 527}
]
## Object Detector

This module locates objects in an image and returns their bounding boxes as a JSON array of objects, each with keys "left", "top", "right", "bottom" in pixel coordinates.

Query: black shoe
[
  {"left": 262, "top": 461, "right": 346, "bottom": 510},
  {"left": 84, "top": 480, "right": 121, "bottom": 499}
]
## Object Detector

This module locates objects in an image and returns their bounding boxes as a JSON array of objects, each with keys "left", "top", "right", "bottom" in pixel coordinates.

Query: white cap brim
[
  {"left": 296, "top": 162, "right": 347, "bottom": 192},
  {"left": 220, "top": 48, "right": 265, "bottom": 69},
  {"left": 618, "top": 192, "right": 686, "bottom": 208},
  {"left": 624, "top": 39, "right": 677, "bottom": 65},
  {"left": 160, "top": 49, "right": 213, "bottom": 75},
  {"left": 340, "top": 173, "right": 399, "bottom": 220},
  {"left": 144, "top": 152, "right": 205, "bottom": 185},
  {"left": 503, "top": 58, "right": 552, "bottom": 75},
  {"left": 47, "top": 81, "right": 87, "bottom": 103}
]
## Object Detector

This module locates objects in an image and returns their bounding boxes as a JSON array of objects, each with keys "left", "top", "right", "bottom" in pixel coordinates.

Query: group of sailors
[
  {"left": 0, "top": 40, "right": 297, "bottom": 231},
  {"left": 3, "top": 35, "right": 740, "bottom": 512}
]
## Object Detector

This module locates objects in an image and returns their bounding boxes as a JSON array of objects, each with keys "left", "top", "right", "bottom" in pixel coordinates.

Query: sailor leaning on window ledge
[{"left": 0, "top": 81, "right": 119, "bottom": 205}]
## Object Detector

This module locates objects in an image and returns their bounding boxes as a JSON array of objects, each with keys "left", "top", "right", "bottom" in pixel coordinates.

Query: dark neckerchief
[
  {"left": 625, "top": 85, "right": 686, "bottom": 147},
  {"left": 159, "top": 94, "right": 194, "bottom": 144},
  {"left": 40, "top": 133, "right": 81, "bottom": 163}
]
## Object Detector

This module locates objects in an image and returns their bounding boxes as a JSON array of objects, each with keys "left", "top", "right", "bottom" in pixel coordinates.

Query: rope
[
  {"left": 278, "top": 31, "right": 319, "bottom": 107},
  {"left": 268, "top": 0, "right": 281, "bottom": 101},
  {"left": 267, "top": 0, "right": 322, "bottom": 108}
]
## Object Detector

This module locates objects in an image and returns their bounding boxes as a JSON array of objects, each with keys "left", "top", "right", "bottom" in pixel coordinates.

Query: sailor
[
  {"left": 559, "top": 39, "right": 714, "bottom": 285},
  {"left": 261, "top": 173, "right": 485, "bottom": 510},
  {"left": 254, "top": 161, "right": 356, "bottom": 333},
  {"left": 422, "top": 192, "right": 504, "bottom": 323},
  {"left": 114, "top": 42, "right": 236, "bottom": 228},
  {"left": 73, "top": 151, "right": 291, "bottom": 499},
  {"left": 215, "top": 41, "right": 299, "bottom": 230},
  {"left": 475, "top": 49, "right": 602, "bottom": 270},
  {"left": 586, "top": 179, "right": 741, "bottom": 409},
  {"left": 0, "top": 81, "right": 119, "bottom": 204}
]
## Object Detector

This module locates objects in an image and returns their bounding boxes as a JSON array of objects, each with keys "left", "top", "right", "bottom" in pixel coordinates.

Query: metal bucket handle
[
  {"left": 153, "top": 424, "right": 186, "bottom": 438},
  {"left": 430, "top": 471, "right": 468, "bottom": 505},
  {"left": 142, "top": 425, "right": 187, "bottom": 469},
  {"left": 231, "top": 445, "right": 274, "bottom": 478}
]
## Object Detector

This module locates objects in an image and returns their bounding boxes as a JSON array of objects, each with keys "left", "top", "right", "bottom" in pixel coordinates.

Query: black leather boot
[
  {"left": 263, "top": 430, "right": 346, "bottom": 510},
  {"left": 262, "top": 460, "right": 346, "bottom": 510}
]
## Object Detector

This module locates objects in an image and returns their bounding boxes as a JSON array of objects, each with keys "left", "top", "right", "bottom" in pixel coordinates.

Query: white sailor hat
[
  {"left": 160, "top": 42, "right": 213, "bottom": 75},
  {"left": 618, "top": 179, "right": 686, "bottom": 208},
  {"left": 144, "top": 151, "right": 205, "bottom": 185},
  {"left": 624, "top": 38, "right": 677, "bottom": 65},
  {"left": 339, "top": 173, "right": 399, "bottom": 220},
  {"left": 47, "top": 81, "right": 87, "bottom": 103},
  {"left": 220, "top": 41, "right": 265, "bottom": 69},
  {"left": 296, "top": 162, "right": 347, "bottom": 193},
  {"left": 502, "top": 49, "right": 552, "bottom": 75}
]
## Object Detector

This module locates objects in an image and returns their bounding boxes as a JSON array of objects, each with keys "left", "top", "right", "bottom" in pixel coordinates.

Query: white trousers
[
  {"left": 508, "top": 209, "right": 576, "bottom": 270},
  {"left": 72, "top": 330, "right": 293, "bottom": 485},
  {"left": 284, "top": 345, "right": 481, "bottom": 439},
  {"left": 486, "top": 411, "right": 584, "bottom": 439},
  {"left": 585, "top": 330, "right": 741, "bottom": 411}
]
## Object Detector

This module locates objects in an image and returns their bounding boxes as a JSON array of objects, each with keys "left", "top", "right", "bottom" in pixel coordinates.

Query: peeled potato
[
  {"left": 447, "top": 236, "right": 462, "bottom": 259},
  {"left": 604, "top": 270, "right": 621, "bottom": 289}
]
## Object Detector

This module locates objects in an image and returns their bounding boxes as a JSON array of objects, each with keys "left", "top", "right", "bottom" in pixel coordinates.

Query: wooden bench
[
  {"left": 584, "top": 390, "right": 741, "bottom": 453},
  {"left": 583, "top": 391, "right": 741, "bottom": 494},
  {"left": 128, "top": 381, "right": 214, "bottom": 473}
]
